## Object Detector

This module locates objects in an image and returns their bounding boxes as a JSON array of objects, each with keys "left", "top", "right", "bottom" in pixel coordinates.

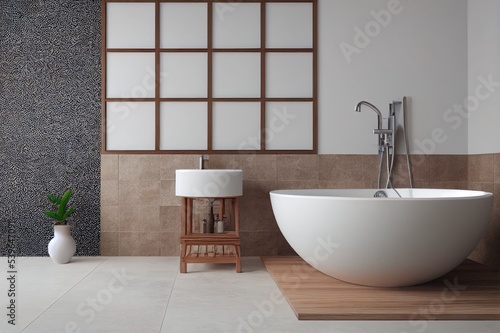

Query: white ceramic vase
[{"left": 48, "top": 225, "right": 76, "bottom": 264}]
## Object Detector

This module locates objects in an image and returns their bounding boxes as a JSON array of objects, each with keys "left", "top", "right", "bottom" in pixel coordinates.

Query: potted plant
[{"left": 43, "top": 189, "right": 76, "bottom": 264}]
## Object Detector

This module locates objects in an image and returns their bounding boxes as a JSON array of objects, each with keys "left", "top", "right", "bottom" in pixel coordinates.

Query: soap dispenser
[
  {"left": 214, "top": 214, "right": 220, "bottom": 233},
  {"left": 216, "top": 216, "right": 225, "bottom": 233}
]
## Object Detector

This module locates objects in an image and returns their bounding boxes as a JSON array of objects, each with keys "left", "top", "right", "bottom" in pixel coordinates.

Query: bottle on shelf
[
  {"left": 202, "top": 219, "right": 207, "bottom": 233},
  {"left": 214, "top": 214, "right": 220, "bottom": 233},
  {"left": 216, "top": 216, "right": 225, "bottom": 233},
  {"left": 208, "top": 201, "right": 214, "bottom": 233}
]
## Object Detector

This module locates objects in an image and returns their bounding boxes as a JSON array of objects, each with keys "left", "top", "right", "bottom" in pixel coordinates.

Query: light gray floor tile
[{"left": 0, "top": 257, "right": 498, "bottom": 333}]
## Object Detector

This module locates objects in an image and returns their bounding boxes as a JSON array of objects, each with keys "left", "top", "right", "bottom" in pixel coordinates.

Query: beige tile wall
[
  {"left": 101, "top": 155, "right": 197, "bottom": 256},
  {"left": 100, "top": 153, "right": 499, "bottom": 268},
  {"left": 467, "top": 154, "right": 500, "bottom": 268}
]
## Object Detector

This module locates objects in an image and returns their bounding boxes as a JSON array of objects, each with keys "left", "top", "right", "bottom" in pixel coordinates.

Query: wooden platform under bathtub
[{"left": 262, "top": 256, "right": 500, "bottom": 320}]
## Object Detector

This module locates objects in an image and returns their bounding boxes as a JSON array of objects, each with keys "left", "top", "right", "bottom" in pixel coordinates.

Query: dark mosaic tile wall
[{"left": 0, "top": 1, "right": 101, "bottom": 256}]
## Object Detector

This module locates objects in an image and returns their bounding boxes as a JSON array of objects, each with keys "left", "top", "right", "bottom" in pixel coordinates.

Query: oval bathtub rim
[{"left": 269, "top": 188, "right": 493, "bottom": 201}]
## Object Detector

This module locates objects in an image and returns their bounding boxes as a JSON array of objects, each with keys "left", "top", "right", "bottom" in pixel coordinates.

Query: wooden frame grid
[{"left": 102, "top": 0, "right": 318, "bottom": 154}]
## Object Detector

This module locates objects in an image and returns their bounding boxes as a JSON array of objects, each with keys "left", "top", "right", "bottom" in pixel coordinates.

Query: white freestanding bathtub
[{"left": 270, "top": 189, "right": 493, "bottom": 287}]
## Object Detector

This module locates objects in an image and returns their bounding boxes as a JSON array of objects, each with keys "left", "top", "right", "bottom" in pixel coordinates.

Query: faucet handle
[
  {"left": 373, "top": 129, "right": 392, "bottom": 135},
  {"left": 374, "top": 129, "right": 393, "bottom": 146}
]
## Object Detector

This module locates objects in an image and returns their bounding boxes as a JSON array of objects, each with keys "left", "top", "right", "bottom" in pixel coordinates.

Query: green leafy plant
[{"left": 43, "top": 189, "right": 75, "bottom": 225}]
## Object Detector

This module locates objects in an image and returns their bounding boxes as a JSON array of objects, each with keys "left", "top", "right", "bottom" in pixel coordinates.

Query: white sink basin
[{"left": 175, "top": 169, "right": 243, "bottom": 198}]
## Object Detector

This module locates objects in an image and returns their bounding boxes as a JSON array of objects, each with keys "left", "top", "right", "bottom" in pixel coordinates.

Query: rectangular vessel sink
[{"left": 175, "top": 169, "right": 243, "bottom": 198}]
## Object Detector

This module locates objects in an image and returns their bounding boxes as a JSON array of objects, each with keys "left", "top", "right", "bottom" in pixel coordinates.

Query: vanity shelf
[{"left": 180, "top": 196, "right": 241, "bottom": 273}]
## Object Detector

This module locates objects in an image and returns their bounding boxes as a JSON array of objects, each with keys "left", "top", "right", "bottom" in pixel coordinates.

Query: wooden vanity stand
[{"left": 180, "top": 196, "right": 241, "bottom": 273}]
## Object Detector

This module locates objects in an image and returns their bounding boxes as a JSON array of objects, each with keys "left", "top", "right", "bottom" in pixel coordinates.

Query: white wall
[
  {"left": 318, "top": 0, "right": 468, "bottom": 154},
  {"left": 467, "top": 0, "right": 500, "bottom": 154}
]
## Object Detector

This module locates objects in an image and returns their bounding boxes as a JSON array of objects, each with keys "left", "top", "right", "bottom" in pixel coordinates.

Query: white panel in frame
[
  {"left": 160, "top": 3, "right": 208, "bottom": 48},
  {"left": 266, "top": 53, "right": 313, "bottom": 98},
  {"left": 266, "top": 3, "right": 313, "bottom": 48},
  {"left": 106, "top": 52, "right": 156, "bottom": 98},
  {"left": 107, "top": 3, "right": 156, "bottom": 49},
  {"left": 213, "top": 53, "right": 261, "bottom": 98},
  {"left": 160, "top": 53, "right": 208, "bottom": 98},
  {"left": 106, "top": 102, "right": 156, "bottom": 151},
  {"left": 212, "top": 3, "right": 261, "bottom": 48},
  {"left": 265, "top": 102, "right": 313, "bottom": 150},
  {"left": 160, "top": 102, "right": 208, "bottom": 150},
  {"left": 212, "top": 102, "right": 261, "bottom": 150}
]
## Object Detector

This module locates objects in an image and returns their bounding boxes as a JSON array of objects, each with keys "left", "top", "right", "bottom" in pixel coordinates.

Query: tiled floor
[{"left": 1, "top": 257, "right": 499, "bottom": 333}]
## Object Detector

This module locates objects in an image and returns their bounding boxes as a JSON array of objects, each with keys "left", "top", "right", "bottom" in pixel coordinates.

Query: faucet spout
[{"left": 355, "top": 101, "right": 383, "bottom": 130}]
